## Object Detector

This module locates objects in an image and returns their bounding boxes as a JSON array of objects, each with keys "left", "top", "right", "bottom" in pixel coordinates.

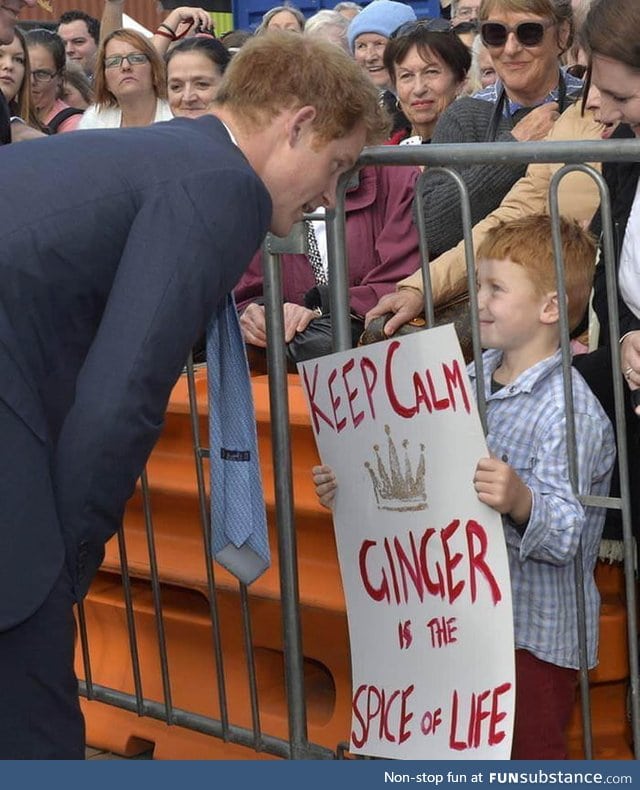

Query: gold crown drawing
[{"left": 365, "top": 425, "right": 427, "bottom": 512}]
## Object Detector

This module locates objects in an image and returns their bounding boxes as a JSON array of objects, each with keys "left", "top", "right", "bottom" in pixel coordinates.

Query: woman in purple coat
[{"left": 235, "top": 162, "right": 421, "bottom": 367}]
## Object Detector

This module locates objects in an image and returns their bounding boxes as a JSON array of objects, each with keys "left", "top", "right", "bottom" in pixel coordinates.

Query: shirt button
[
  {"left": 502, "top": 453, "right": 508, "bottom": 462},
  {"left": 509, "top": 386, "right": 516, "bottom": 393}
]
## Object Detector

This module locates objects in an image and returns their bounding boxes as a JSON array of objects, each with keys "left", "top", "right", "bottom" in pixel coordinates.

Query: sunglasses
[
  {"left": 480, "top": 19, "right": 555, "bottom": 48},
  {"left": 392, "top": 18, "right": 453, "bottom": 38}
]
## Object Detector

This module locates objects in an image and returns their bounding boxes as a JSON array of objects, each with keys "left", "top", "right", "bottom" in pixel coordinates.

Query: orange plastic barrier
[{"left": 77, "top": 370, "right": 633, "bottom": 760}]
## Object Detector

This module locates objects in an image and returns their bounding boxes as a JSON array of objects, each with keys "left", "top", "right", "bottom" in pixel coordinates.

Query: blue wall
[{"left": 233, "top": 0, "right": 442, "bottom": 33}]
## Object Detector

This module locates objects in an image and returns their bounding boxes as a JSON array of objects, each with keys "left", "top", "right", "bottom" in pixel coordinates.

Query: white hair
[
  {"left": 333, "top": 2, "right": 362, "bottom": 13},
  {"left": 304, "top": 9, "right": 350, "bottom": 50}
]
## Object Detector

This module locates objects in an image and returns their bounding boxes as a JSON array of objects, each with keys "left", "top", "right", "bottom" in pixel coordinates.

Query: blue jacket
[{"left": 0, "top": 115, "right": 272, "bottom": 628}]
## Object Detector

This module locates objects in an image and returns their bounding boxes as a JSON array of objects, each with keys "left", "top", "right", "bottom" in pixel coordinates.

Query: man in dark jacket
[{"left": 0, "top": 30, "right": 385, "bottom": 758}]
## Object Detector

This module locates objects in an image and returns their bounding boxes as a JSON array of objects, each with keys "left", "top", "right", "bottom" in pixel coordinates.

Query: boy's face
[{"left": 476, "top": 256, "right": 552, "bottom": 352}]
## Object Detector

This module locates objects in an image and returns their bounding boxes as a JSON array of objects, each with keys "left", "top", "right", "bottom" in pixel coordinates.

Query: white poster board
[{"left": 298, "top": 325, "right": 515, "bottom": 760}]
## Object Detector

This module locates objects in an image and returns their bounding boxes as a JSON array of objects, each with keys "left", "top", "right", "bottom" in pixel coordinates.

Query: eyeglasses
[
  {"left": 104, "top": 52, "right": 149, "bottom": 69},
  {"left": 392, "top": 18, "right": 453, "bottom": 38},
  {"left": 480, "top": 19, "right": 555, "bottom": 48},
  {"left": 30, "top": 69, "right": 59, "bottom": 83},
  {"left": 454, "top": 6, "right": 478, "bottom": 20}
]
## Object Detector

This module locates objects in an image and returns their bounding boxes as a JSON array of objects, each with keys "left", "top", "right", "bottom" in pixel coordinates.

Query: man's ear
[
  {"left": 540, "top": 292, "right": 560, "bottom": 324},
  {"left": 287, "top": 105, "right": 317, "bottom": 147}
]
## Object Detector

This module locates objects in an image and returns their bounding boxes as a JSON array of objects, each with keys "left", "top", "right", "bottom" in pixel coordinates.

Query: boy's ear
[{"left": 540, "top": 292, "right": 560, "bottom": 325}]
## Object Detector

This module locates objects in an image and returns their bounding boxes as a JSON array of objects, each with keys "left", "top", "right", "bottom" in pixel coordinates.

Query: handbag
[
  {"left": 244, "top": 313, "right": 365, "bottom": 375},
  {"left": 358, "top": 292, "right": 473, "bottom": 363}
]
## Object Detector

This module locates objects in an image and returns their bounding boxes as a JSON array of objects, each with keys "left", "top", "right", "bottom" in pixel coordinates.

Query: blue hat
[{"left": 347, "top": 1, "right": 417, "bottom": 52}]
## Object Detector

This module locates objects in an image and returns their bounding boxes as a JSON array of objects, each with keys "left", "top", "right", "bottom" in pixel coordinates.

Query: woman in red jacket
[{"left": 235, "top": 162, "right": 422, "bottom": 367}]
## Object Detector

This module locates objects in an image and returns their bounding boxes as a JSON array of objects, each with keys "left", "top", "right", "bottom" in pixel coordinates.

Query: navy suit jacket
[{"left": 0, "top": 116, "right": 272, "bottom": 629}]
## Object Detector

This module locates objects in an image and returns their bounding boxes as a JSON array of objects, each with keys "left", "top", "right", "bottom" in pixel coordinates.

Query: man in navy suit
[{"left": 0, "top": 27, "right": 386, "bottom": 757}]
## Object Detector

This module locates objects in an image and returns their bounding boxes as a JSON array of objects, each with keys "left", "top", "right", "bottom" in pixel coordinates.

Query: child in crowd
[{"left": 313, "top": 215, "right": 616, "bottom": 760}]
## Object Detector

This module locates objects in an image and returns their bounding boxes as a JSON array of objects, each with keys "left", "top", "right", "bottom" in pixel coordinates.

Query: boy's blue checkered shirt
[{"left": 467, "top": 349, "right": 616, "bottom": 669}]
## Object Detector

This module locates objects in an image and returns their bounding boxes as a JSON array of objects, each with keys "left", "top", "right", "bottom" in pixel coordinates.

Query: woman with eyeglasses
[
  {"left": 366, "top": 0, "right": 583, "bottom": 333},
  {"left": 0, "top": 28, "right": 44, "bottom": 133},
  {"left": 25, "top": 28, "right": 83, "bottom": 134},
  {"left": 78, "top": 29, "right": 172, "bottom": 129}
]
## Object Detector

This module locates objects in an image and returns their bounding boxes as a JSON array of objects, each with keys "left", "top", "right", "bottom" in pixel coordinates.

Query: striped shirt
[
  {"left": 473, "top": 70, "right": 584, "bottom": 117},
  {"left": 467, "top": 349, "right": 616, "bottom": 669}
]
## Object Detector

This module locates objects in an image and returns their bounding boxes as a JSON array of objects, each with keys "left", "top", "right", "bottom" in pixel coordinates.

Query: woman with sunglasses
[
  {"left": 366, "top": 0, "right": 581, "bottom": 333},
  {"left": 379, "top": 18, "right": 605, "bottom": 333},
  {"left": 25, "top": 28, "right": 83, "bottom": 134},
  {"left": 78, "top": 29, "right": 172, "bottom": 129}
]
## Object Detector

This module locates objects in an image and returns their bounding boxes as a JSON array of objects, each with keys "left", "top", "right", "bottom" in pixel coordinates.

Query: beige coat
[{"left": 400, "top": 102, "right": 605, "bottom": 304}]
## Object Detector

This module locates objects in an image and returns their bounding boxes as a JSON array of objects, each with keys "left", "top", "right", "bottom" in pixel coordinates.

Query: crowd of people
[{"left": 1, "top": 0, "right": 640, "bottom": 763}]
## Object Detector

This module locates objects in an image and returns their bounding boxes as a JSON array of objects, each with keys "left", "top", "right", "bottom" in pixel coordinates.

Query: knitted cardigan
[{"left": 417, "top": 96, "right": 527, "bottom": 259}]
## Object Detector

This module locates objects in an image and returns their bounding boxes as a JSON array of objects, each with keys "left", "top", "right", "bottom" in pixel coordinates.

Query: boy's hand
[
  {"left": 312, "top": 464, "right": 337, "bottom": 510},
  {"left": 473, "top": 457, "right": 532, "bottom": 527}
]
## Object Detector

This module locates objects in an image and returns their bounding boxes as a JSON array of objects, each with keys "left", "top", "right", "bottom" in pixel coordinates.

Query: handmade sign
[{"left": 298, "top": 325, "right": 515, "bottom": 760}]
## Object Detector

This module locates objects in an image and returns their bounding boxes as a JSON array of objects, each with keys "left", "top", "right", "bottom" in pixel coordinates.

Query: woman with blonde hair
[{"left": 78, "top": 29, "right": 172, "bottom": 129}]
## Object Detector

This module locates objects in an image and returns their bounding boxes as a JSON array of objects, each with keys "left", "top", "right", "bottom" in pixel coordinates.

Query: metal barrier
[{"left": 76, "top": 137, "right": 640, "bottom": 760}]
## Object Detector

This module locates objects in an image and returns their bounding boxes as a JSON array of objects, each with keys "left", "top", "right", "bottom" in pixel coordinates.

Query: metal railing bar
[{"left": 184, "top": 354, "right": 231, "bottom": 736}]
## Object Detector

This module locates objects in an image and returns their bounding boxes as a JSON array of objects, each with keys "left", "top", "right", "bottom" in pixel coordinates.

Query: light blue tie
[{"left": 207, "top": 294, "right": 270, "bottom": 584}]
